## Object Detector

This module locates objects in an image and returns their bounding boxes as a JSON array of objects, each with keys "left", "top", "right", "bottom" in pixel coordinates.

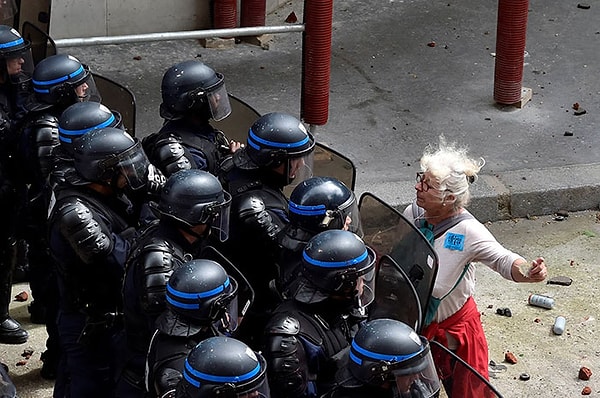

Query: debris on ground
[
  {"left": 578, "top": 366, "right": 592, "bottom": 381},
  {"left": 496, "top": 307, "right": 512, "bottom": 317},
  {"left": 504, "top": 351, "right": 518, "bottom": 364},
  {"left": 14, "top": 291, "right": 28, "bottom": 302},
  {"left": 547, "top": 276, "right": 573, "bottom": 286}
]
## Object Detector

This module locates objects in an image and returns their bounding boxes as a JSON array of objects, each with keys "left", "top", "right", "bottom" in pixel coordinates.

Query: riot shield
[
  {"left": 359, "top": 192, "right": 437, "bottom": 330},
  {"left": 369, "top": 254, "right": 422, "bottom": 331},
  {"left": 212, "top": 95, "right": 357, "bottom": 190},
  {"left": 198, "top": 245, "right": 255, "bottom": 328},
  {"left": 429, "top": 340, "right": 504, "bottom": 398},
  {"left": 92, "top": 73, "right": 136, "bottom": 137},
  {"left": 21, "top": 20, "right": 56, "bottom": 65},
  {"left": 211, "top": 94, "right": 260, "bottom": 143}
]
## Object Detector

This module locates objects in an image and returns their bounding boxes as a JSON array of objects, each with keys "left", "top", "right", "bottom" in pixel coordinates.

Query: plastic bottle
[
  {"left": 553, "top": 316, "right": 566, "bottom": 335},
  {"left": 528, "top": 294, "right": 554, "bottom": 309}
]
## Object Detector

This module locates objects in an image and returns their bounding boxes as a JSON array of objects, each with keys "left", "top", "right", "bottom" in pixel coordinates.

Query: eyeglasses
[{"left": 416, "top": 172, "right": 433, "bottom": 192}]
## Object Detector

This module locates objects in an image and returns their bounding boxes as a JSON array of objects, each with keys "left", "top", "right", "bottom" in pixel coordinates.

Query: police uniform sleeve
[
  {"left": 264, "top": 313, "right": 309, "bottom": 397},
  {"left": 142, "top": 133, "right": 194, "bottom": 177},
  {"left": 234, "top": 195, "right": 286, "bottom": 247},
  {"left": 54, "top": 198, "right": 115, "bottom": 264},
  {"left": 134, "top": 240, "right": 179, "bottom": 317}
]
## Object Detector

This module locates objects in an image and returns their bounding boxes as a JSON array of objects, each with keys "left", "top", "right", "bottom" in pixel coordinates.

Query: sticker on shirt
[{"left": 444, "top": 232, "right": 465, "bottom": 251}]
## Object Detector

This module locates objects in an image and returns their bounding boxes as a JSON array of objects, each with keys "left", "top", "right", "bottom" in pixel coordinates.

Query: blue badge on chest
[{"left": 444, "top": 232, "right": 465, "bottom": 251}]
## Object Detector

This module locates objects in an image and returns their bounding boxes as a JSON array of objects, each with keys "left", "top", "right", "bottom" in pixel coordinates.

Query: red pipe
[
  {"left": 213, "top": 0, "right": 237, "bottom": 38},
  {"left": 301, "top": 0, "right": 333, "bottom": 126},
  {"left": 493, "top": 0, "right": 529, "bottom": 104},
  {"left": 240, "top": 0, "right": 266, "bottom": 28}
]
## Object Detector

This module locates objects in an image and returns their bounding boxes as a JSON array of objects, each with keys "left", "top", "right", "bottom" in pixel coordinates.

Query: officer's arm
[
  {"left": 136, "top": 242, "right": 178, "bottom": 317},
  {"left": 56, "top": 199, "right": 114, "bottom": 264},
  {"left": 31, "top": 116, "right": 60, "bottom": 178},
  {"left": 154, "top": 367, "right": 181, "bottom": 398},
  {"left": 144, "top": 134, "right": 194, "bottom": 177},
  {"left": 264, "top": 313, "right": 309, "bottom": 397},
  {"left": 236, "top": 195, "right": 285, "bottom": 247}
]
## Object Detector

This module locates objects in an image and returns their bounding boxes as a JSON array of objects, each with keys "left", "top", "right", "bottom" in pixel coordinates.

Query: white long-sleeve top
[{"left": 403, "top": 207, "right": 523, "bottom": 323}]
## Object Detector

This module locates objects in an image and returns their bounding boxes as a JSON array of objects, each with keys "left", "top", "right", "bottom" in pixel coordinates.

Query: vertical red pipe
[
  {"left": 493, "top": 0, "right": 529, "bottom": 104},
  {"left": 301, "top": 0, "right": 333, "bottom": 126},
  {"left": 214, "top": 0, "right": 237, "bottom": 38},
  {"left": 240, "top": 0, "right": 266, "bottom": 27}
]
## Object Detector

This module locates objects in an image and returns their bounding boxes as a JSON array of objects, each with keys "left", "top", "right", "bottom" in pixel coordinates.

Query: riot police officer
[
  {"left": 263, "top": 229, "right": 376, "bottom": 398},
  {"left": 219, "top": 111, "right": 315, "bottom": 348},
  {"left": 277, "top": 176, "right": 362, "bottom": 294},
  {"left": 145, "top": 258, "right": 246, "bottom": 398},
  {"left": 325, "top": 318, "right": 441, "bottom": 398},
  {"left": 48, "top": 127, "right": 151, "bottom": 398},
  {"left": 118, "top": 169, "right": 231, "bottom": 397},
  {"left": 0, "top": 24, "right": 33, "bottom": 346},
  {"left": 19, "top": 53, "right": 97, "bottom": 313},
  {"left": 142, "top": 60, "right": 240, "bottom": 177},
  {"left": 175, "top": 336, "right": 271, "bottom": 398}
]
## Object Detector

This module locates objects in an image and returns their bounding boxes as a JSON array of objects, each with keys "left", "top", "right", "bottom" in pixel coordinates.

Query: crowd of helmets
[{"left": 0, "top": 25, "right": 443, "bottom": 398}]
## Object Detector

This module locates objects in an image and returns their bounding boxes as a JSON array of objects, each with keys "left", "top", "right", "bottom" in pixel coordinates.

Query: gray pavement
[{"left": 60, "top": 0, "right": 600, "bottom": 221}]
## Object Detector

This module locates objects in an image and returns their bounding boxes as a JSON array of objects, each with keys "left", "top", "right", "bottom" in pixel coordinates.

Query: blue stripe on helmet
[
  {"left": 302, "top": 249, "right": 368, "bottom": 268},
  {"left": 167, "top": 277, "right": 230, "bottom": 300},
  {"left": 59, "top": 114, "right": 116, "bottom": 140},
  {"left": 349, "top": 350, "right": 362, "bottom": 365},
  {"left": 248, "top": 128, "right": 310, "bottom": 149},
  {"left": 351, "top": 340, "right": 423, "bottom": 363},
  {"left": 33, "top": 64, "right": 84, "bottom": 86},
  {"left": 0, "top": 37, "right": 24, "bottom": 49},
  {"left": 184, "top": 357, "right": 261, "bottom": 384},
  {"left": 289, "top": 202, "right": 327, "bottom": 216}
]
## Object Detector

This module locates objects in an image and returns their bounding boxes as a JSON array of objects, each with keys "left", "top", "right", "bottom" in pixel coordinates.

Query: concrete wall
[{"left": 47, "top": 0, "right": 289, "bottom": 39}]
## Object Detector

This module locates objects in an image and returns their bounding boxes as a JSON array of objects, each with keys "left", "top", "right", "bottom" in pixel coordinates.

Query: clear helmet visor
[
  {"left": 112, "top": 141, "right": 150, "bottom": 190},
  {"left": 393, "top": 348, "right": 441, "bottom": 398},
  {"left": 287, "top": 151, "right": 314, "bottom": 189},
  {"left": 339, "top": 198, "right": 363, "bottom": 238},
  {"left": 75, "top": 71, "right": 101, "bottom": 103},
  {"left": 5, "top": 48, "right": 34, "bottom": 80},
  {"left": 355, "top": 267, "right": 376, "bottom": 312},
  {"left": 212, "top": 278, "right": 240, "bottom": 333},
  {"left": 207, "top": 82, "right": 231, "bottom": 122},
  {"left": 209, "top": 191, "right": 232, "bottom": 242}
]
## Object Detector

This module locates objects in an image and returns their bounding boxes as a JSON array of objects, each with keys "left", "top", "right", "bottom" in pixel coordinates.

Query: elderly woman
[{"left": 403, "top": 137, "right": 547, "bottom": 397}]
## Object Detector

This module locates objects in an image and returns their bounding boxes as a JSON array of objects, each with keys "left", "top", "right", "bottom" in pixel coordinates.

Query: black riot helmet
[
  {"left": 32, "top": 54, "right": 98, "bottom": 107},
  {"left": 235, "top": 112, "right": 315, "bottom": 187},
  {"left": 162, "top": 259, "right": 239, "bottom": 333},
  {"left": 156, "top": 169, "right": 232, "bottom": 241},
  {"left": 340, "top": 318, "right": 440, "bottom": 397},
  {"left": 0, "top": 25, "right": 30, "bottom": 59},
  {"left": 176, "top": 336, "right": 270, "bottom": 398},
  {"left": 72, "top": 127, "right": 150, "bottom": 191},
  {"left": 160, "top": 60, "right": 231, "bottom": 122},
  {"left": 58, "top": 101, "right": 123, "bottom": 155},
  {"left": 0, "top": 25, "right": 33, "bottom": 81},
  {"left": 293, "top": 230, "right": 376, "bottom": 312},
  {"left": 289, "top": 176, "right": 362, "bottom": 236}
]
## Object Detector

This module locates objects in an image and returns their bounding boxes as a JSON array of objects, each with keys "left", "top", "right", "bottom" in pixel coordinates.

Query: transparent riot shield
[
  {"left": 211, "top": 94, "right": 260, "bottom": 143},
  {"left": 359, "top": 192, "right": 438, "bottom": 331},
  {"left": 212, "top": 95, "right": 357, "bottom": 190},
  {"left": 92, "top": 72, "right": 137, "bottom": 137},
  {"left": 369, "top": 254, "right": 423, "bottom": 331},
  {"left": 429, "top": 340, "right": 504, "bottom": 398},
  {"left": 198, "top": 245, "right": 255, "bottom": 330},
  {"left": 21, "top": 20, "right": 56, "bottom": 65}
]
